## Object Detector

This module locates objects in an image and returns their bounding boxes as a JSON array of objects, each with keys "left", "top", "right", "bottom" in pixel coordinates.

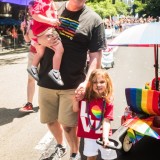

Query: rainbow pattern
[
  {"left": 125, "top": 88, "right": 160, "bottom": 115},
  {"left": 127, "top": 128, "right": 144, "bottom": 144},
  {"left": 145, "top": 82, "right": 151, "bottom": 90},
  {"left": 91, "top": 105, "right": 102, "bottom": 119},
  {"left": 59, "top": 17, "right": 79, "bottom": 40},
  {"left": 123, "top": 117, "right": 160, "bottom": 144}
]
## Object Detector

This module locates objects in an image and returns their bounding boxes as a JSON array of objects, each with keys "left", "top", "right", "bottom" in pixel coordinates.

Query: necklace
[{"left": 87, "top": 98, "right": 106, "bottom": 131}]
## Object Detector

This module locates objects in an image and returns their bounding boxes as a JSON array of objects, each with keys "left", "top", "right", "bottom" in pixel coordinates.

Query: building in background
[
  {"left": 0, "top": 2, "right": 25, "bottom": 19},
  {"left": 0, "top": 2, "right": 12, "bottom": 17}
]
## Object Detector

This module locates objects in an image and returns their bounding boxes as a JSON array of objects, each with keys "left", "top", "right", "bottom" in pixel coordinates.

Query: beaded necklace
[{"left": 87, "top": 98, "right": 106, "bottom": 131}]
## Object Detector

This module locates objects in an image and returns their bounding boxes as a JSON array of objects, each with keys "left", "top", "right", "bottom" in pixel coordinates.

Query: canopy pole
[{"left": 154, "top": 44, "right": 159, "bottom": 90}]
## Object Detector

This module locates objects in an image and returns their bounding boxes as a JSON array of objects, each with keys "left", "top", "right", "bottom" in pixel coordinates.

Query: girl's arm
[
  {"left": 32, "top": 13, "right": 60, "bottom": 26},
  {"left": 102, "top": 118, "right": 111, "bottom": 147},
  {"left": 75, "top": 51, "right": 102, "bottom": 101},
  {"left": 52, "top": 1, "right": 58, "bottom": 18}
]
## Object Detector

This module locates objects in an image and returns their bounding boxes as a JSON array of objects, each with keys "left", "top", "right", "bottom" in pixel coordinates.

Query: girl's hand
[
  {"left": 103, "top": 137, "right": 110, "bottom": 148},
  {"left": 37, "top": 33, "right": 59, "bottom": 48},
  {"left": 75, "top": 81, "right": 87, "bottom": 101},
  {"left": 50, "top": 19, "right": 61, "bottom": 27}
]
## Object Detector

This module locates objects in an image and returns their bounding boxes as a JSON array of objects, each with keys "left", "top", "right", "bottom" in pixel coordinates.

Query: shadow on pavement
[
  {"left": 0, "top": 106, "right": 39, "bottom": 126},
  {"left": 0, "top": 47, "right": 29, "bottom": 56},
  {"left": 0, "top": 56, "right": 26, "bottom": 66}
]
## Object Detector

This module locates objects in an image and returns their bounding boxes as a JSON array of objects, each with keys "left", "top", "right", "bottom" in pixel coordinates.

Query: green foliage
[
  {"left": 86, "top": 0, "right": 129, "bottom": 18},
  {"left": 144, "top": 0, "right": 160, "bottom": 17},
  {"left": 87, "top": 1, "right": 117, "bottom": 17},
  {"left": 57, "top": 0, "right": 160, "bottom": 18},
  {"left": 114, "top": 1, "right": 129, "bottom": 16},
  {"left": 134, "top": 0, "right": 146, "bottom": 13},
  {"left": 133, "top": 0, "right": 160, "bottom": 17}
]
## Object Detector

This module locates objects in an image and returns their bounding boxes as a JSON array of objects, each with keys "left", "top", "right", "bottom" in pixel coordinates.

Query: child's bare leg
[
  {"left": 41, "top": 28, "right": 64, "bottom": 70},
  {"left": 27, "top": 41, "right": 45, "bottom": 81},
  {"left": 51, "top": 40, "right": 64, "bottom": 70},
  {"left": 48, "top": 40, "right": 64, "bottom": 86},
  {"left": 36, "top": 28, "right": 64, "bottom": 86},
  {"left": 33, "top": 43, "right": 46, "bottom": 67}
]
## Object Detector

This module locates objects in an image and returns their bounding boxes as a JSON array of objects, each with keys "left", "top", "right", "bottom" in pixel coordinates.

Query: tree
[
  {"left": 87, "top": 0, "right": 160, "bottom": 18},
  {"left": 86, "top": 0, "right": 129, "bottom": 18},
  {"left": 133, "top": 0, "right": 160, "bottom": 17},
  {"left": 132, "top": 0, "right": 146, "bottom": 17},
  {"left": 144, "top": 0, "right": 160, "bottom": 17}
]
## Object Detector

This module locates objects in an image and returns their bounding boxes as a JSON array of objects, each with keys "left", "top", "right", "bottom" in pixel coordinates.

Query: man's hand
[
  {"left": 37, "top": 30, "right": 59, "bottom": 49},
  {"left": 50, "top": 19, "right": 61, "bottom": 27},
  {"left": 75, "top": 81, "right": 87, "bottom": 101}
]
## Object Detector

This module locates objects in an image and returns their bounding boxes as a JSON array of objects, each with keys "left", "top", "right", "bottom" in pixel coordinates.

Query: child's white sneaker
[
  {"left": 27, "top": 66, "right": 39, "bottom": 81},
  {"left": 48, "top": 69, "right": 64, "bottom": 86}
]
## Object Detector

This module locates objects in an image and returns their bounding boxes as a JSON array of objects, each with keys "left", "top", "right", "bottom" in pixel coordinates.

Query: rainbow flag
[
  {"left": 125, "top": 88, "right": 160, "bottom": 115},
  {"left": 123, "top": 117, "right": 160, "bottom": 143},
  {"left": 127, "top": 128, "right": 144, "bottom": 144}
]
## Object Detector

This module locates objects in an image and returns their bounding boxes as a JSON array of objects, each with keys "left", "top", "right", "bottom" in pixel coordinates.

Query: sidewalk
[
  {"left": 0, "top": 48, "right": 71, "bottom": 160},
  {"left": 0, "top": 46, "right": 29, "bottom": 55},
  {"left": 0, "top": 45, "right": 118, "bottom": 160}
]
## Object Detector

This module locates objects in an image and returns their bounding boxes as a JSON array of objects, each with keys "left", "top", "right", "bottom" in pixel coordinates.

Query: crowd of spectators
[
  {"left": 104, "top": 15, "right": 160, "bottom": 33},
  {"left": 0, "top": 15, "right": 159, "bottom": 50},
  {"left": 0, "top": 25, "right": 24, "bottom": 50}
]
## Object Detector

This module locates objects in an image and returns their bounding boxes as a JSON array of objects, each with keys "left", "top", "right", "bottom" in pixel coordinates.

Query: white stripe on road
[
  {"left": 35, "top": 131, "right": 68, "bottom": 160},
  {"left": 113, "top": 46, "right": 118, "bottom": 53},
  {"left": 35, "top": 131, "right": 56, "bottom": 151}
]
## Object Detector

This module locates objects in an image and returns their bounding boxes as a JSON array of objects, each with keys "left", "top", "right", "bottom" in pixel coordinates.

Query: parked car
[{"left": 101, "top": 46, "right": 114, "bottom": 69}]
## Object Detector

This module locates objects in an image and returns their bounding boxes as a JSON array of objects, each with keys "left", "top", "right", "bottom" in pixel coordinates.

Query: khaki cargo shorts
[
  {"left": 37, "top": 27, "right": 61, "bottom": 47},
  {"left": 38, "top": 87, "right": 78, "bottom": 127}
]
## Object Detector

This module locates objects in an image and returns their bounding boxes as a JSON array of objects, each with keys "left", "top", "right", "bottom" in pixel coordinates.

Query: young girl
[
  {"left": 73, "top": 69, "right": 117, "bottom": 160},
  {"left": 27, "top": 0, "right": 64, "bottom": 86}
]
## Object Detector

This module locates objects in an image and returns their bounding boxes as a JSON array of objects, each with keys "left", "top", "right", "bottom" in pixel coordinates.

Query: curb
[{"left": 0, "top": 47, "right": 29, "bottom": 55}]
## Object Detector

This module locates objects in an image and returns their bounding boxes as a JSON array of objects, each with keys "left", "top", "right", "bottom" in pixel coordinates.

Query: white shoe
[
  {"left": 27, "top": 66, "right": 39, "bottom": 81},
  {"left": 48, "top": 70, "right": 64, "bottom": 86},
  {"left": 69, "top": 153, "right": 81, "bottom": 160}
]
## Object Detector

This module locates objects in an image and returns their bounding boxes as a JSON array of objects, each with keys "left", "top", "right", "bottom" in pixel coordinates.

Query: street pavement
[
  {"left": 0, "top": 48, "right": 61, "bottom": 160},
  {"left": 0, "top": 48, "right": 85, "bottom": 160},
  {"left": 0, "top": 44, "right": 120, "bottom": 160}
]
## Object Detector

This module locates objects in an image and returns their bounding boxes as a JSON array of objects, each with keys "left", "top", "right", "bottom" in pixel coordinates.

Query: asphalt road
[{"left": 0, "top": 46, "right": 160, "bottom": 160}]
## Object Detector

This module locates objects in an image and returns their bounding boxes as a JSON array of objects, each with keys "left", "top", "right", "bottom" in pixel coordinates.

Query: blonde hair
[{"left": 84, "top": 69, "right": 113, "bottom": 103}]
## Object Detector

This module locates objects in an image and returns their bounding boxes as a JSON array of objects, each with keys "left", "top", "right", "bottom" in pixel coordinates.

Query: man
[{"left": 37, "top": 0, "right": 106, "bottom": 159}]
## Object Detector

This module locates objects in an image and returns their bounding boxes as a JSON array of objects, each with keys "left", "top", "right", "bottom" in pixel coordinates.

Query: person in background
[
  {"left": 36, "top": 0, "right": 106, "bottom": 159},
  {"left": 73, "top": 69, "right": 117, "bottom": 160},
  {"left": 19, "top": 1, "right": 36, "bottom": 113}
]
